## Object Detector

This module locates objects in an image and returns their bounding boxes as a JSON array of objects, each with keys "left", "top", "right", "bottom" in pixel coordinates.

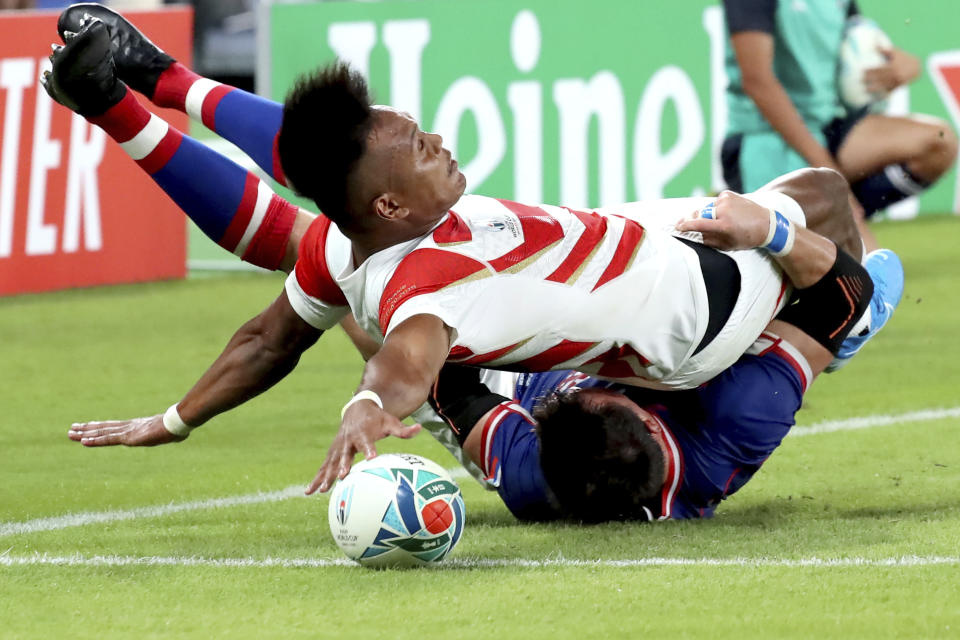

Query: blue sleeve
[
  {"left": 666, "top": 352, "right": 804, "bottom": 516},
  {"left": 722, "top": 0, "right": 777, "bottom": 35},
  {"left": 482, "top": 405, "right": 560, "bottom": 521}
]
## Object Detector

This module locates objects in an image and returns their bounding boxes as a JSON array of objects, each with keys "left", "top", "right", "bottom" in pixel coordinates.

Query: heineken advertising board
[{"left": 261, "top": 0, "right": 960, "bottom": 216}]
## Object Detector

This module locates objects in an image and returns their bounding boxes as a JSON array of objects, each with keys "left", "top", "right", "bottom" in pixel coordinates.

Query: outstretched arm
[
  {"left": 307, "top": 313, "right": 453, "bottom": 494},
  {"left": 69, "top": 289, "right": 322, "bottom": 446}
]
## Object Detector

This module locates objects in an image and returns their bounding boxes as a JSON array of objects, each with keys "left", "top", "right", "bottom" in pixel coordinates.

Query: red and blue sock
[
  {"left": 89, "top": 88, "right": 296, "bottom": 270},
  {"left": 151, "top": 63, "right": 288, "bottom": 186}
]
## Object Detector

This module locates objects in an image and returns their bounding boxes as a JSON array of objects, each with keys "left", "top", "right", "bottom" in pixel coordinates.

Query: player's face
[{"left": 363, "top": 107, "right": 466, "bottom": 229}]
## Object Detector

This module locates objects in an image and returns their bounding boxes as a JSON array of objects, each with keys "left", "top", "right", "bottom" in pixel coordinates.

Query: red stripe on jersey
[
  {"left": 584, "top": 343, "right": 652, "bottom": 380},
  {"left": 546, "top": 209, "right": 608, "bottom": 283},
  {"left": 448, "top": 345, "right": 475, "bottom": 361},
  {"left": 653, "top": 413, "right": 684, "bottom": 519},
  {"left": 489, "top": 200, "right": 564, "bottom": 272},
  {"left": 218, "top": 172, "right": 260, "bottom": 252},
  {"left": 592, "top": 218, "right": 645, "bottom": 291},
  {"left": 450, "top": 341, "right": 523, "bottom": 366},
  {"left": 136, "top": 127, "right": 183, "bottom": 175},
  {"left": 379, "top": 248, "right": 488, "bottom": 331},
  {"left": 271, "top": 132, "right": 287, "bottom": 186},
  {"left": 200, "top": 84, "right": 234, "bottom": 130},
  {"left": 295, "top": 215, "right": 348, "bottom": 306},
  {"left": 240, "top": 194, "right": 298, "bottom": 271},
  {"left": 772, "top": 281, "right": 789, "bottom": 318},
  {"left": 510, "top": 339, "right": 597, "bottom": 371},
  {"left": 480, "top": 402, "right": 534, "bottom": 476},
  {"left": 88, "top": 89, "right": 152, "bottom": 143},
  {"left": 433, "top": 211, "right": 473, "bottom": 245}
]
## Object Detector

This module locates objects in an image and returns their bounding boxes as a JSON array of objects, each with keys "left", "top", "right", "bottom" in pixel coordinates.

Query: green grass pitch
[{"left": 1, "top": 218, "right": 959, "bottom": 639}]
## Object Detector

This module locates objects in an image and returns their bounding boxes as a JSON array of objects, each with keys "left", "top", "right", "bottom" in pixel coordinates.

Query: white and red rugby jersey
[{"left": 285, "top": 194, "right": 775, "bottom": 390}]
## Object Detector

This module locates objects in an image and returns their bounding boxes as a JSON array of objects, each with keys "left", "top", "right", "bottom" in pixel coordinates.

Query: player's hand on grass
[
  {"left": 68, "top": 415, "right": 186, "bottom": 447},
  {"left": 675, "top": 191, "right": 771, "bottom": 251},
  {"left": 306, "top": 401, "right": 421, "bottom": 495}
]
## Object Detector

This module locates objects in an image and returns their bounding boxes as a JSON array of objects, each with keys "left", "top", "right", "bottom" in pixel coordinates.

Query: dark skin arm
[
  {"left": 68, "top": 289, "right": 322, "bottom": 446},
  {"left": 306, "top": 313, "right": 453, "bottom": 494}
]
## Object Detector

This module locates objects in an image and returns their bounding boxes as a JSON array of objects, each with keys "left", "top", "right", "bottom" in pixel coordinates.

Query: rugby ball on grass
[{"left": 328, "top": 453, "right": 465, "bottom": 568}]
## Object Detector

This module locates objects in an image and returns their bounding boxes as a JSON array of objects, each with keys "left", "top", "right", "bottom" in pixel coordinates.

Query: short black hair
[
  {"left": 277, "top": 61, "right": 373, "bottom": 226},
  {"left": 534, "top": 390, "right": 666, "bottom": 522}
]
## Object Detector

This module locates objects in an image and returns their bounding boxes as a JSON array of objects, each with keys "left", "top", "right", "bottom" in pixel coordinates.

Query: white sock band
[
  {"left": 341, "top": 390, "right": 384, "bottom": 418},
  {"left": 162, "top": 404, "right": 194, "bottom": 437}
]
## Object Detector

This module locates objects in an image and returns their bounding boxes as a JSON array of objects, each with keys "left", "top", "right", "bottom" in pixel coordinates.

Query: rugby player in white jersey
[{"left": 51, "top": 18, "right": 886, "bottom": 495}]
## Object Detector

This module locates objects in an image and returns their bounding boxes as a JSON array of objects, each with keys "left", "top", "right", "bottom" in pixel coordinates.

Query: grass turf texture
[{"left": 1, "top": 218, "right": 959, "bottom": 638}]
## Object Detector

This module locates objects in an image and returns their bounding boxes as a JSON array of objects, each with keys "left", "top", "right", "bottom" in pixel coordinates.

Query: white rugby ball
[
  {"left": 837, "top": 16, "right": 893, "bottom": 111},
  {"left": 328, "top": 453, "right": 465, "bottom": 568}
]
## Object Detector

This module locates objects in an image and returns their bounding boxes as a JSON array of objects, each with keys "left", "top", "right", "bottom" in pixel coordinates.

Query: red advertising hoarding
[{"left": 0, "top": 8, "right": 192, "bottom": 296}]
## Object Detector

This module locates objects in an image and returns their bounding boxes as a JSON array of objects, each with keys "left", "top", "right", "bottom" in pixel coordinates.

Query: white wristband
[
  {"left": 341, "top": 390, "right": 384, "bottom": 418},
  {"left": 162, "top": 404, "right": 194, "bottom": 437}
]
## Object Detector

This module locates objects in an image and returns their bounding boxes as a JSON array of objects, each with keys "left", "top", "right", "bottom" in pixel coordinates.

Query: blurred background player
[{"left": 721, "top": 0, "right": 958, "bottom": 250}]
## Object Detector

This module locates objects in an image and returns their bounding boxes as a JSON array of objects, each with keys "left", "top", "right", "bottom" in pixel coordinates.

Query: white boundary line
[
  {"left": 0, "top": 486, "right": 304, "bottom": 538},
  {"left": 1, "top": 553, "right": 957, "bottom": 569},
  {"left": 2, "top": 406, "right": 958, "bottom": 539},
  {"left": 790, "top": 406, "right": 960, "bottom": 438}
]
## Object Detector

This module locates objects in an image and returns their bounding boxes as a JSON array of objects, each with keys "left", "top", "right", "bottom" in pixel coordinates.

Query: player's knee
[
  {"left": 812, "top": 167, "right": 850, "bottom": 210},
  {"left": 926, "top": 121, "right": 958, "bottom": 175}
]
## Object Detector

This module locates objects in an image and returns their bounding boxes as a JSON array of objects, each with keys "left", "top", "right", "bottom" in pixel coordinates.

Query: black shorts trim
[{"left": 677, "top": 238, "right": 742, "bottom": 356}]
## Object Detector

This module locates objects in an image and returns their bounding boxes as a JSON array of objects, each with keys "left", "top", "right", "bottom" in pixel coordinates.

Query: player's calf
[
  {"left": 43, "top": 19, "right": 296, "bottom": 272},
  {"left": 776, "top": 245, "right": 873, "bottom": 356}
]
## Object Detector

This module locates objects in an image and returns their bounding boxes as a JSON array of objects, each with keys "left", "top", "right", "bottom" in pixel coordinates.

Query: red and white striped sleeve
[{"left": 284, "top": 215, "right": 350, "bottom": 330}]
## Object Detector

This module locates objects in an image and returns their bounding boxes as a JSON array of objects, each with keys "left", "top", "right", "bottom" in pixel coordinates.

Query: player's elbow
[{"left": 739, "top": 68, "right": 778, "bottom": 101}]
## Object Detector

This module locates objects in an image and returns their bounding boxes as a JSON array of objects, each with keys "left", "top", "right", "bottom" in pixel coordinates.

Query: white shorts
[{"left": 601, "top": 191, "right": 806, "bottom": 389}]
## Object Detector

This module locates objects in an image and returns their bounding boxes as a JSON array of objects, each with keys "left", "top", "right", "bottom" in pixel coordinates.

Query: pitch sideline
[
  {"left": 2, "top": 405, "right": 958, "bottom": 539},
  {"left": 1, "top": 553, "right": 958, "bottom": 569}
]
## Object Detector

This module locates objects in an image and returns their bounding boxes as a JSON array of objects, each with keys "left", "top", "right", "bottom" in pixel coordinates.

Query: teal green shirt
[{"left": 723, "top": 0, "right": 856, "bottom": 136}]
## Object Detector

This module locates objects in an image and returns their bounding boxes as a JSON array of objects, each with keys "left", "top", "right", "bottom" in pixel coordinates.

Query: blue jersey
[{"left": 477, "top": 339, "right": 808, "bottom": 520}]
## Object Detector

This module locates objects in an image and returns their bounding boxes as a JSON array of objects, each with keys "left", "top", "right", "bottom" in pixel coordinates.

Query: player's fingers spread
[
  {"left": 393, "top": 423, "right": 422, "bottom": 439},
  {"left": 79, "top": 431, "right": 127, "bottom": 447},
  {"left": 306, "top": 468, "right": 325, "bottom": 495},
  {"left": 337, "top": 446, "right": 356, "bottom": 480}
]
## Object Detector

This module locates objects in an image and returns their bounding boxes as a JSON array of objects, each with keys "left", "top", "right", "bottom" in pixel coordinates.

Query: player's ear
[
  {"left": 638, "top": 410, "right": 662, "bottom": 436},
  {"left": 372, "top": 193, "right": 410, "bottom": 222}
]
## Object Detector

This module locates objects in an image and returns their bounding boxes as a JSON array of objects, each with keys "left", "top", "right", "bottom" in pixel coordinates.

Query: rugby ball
[
  {"left": 837, "top": 16, "right": 893, "bottom": 111},
  {"left": 328, "top": 453, "right": 465, "bottom": 568}
]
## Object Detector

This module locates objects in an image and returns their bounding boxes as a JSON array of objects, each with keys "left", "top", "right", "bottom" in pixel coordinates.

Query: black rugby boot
[
  {"left": 58, "top": 3, "right": 174, "bottom": 100},
  {"left": 42, "top": 18, "right": 127, "bottom": 117}
]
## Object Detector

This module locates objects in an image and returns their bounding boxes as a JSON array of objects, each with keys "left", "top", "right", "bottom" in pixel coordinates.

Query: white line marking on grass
[
  {"left": 1, "top": 554, "right": 958, "bottom": 569},
  {"left": 0, "top": 485, "right": 304, "bottom": 538},
  {"left": 4, "top": 406, "right": 957, "bottom": 539},
  {"left": 791, "top": 406, "right": 960, "bottom": 438}
]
